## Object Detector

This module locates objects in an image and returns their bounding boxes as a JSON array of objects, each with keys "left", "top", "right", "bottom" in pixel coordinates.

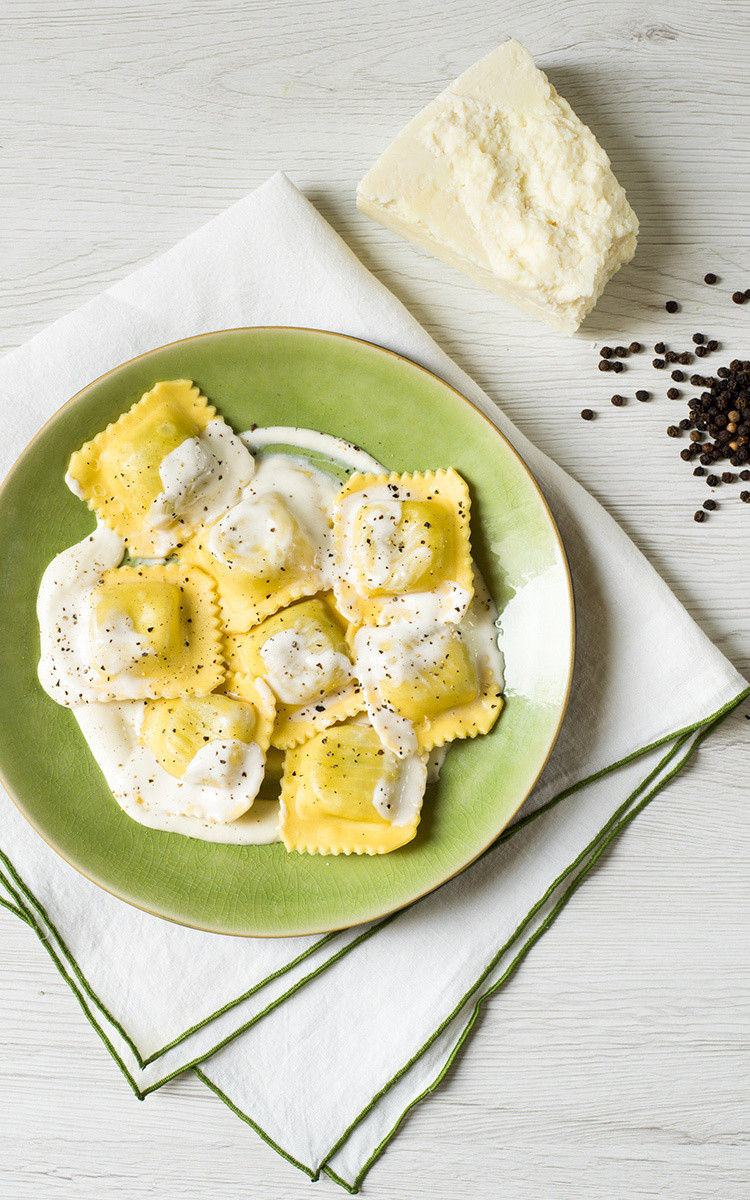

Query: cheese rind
[{"left": 357, "top": 40, "right": 638, "bottom": 333}]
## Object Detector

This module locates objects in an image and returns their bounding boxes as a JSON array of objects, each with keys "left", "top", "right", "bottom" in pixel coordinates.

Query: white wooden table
[{"left": 2, "top": 2, "right": 748, "bottom": 1196}]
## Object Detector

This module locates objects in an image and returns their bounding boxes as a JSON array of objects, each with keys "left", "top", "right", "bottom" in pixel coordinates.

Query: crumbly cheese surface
[{"left": 357, "top": 39, "right": 638, "bottom": 333}]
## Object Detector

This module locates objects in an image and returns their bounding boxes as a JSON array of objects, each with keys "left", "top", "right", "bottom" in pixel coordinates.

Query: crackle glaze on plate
[{"left": 0, "top": 328, "right": 574, "bottom": 936}]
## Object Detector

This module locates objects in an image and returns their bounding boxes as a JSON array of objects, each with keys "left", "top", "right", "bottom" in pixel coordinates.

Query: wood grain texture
[{"left": 1, "top": 0, "right": 749, "bottom": 1195}]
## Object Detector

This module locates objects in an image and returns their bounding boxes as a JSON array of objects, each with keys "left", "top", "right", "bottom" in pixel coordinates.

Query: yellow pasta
[
  {"left": 180, "top": 494, "right": 322, "bottom": 632},
  {"left": 375, "top": 629, "right": 504, "bottom": 751},
  {"left": 225, "top": 594, "right": 364, "bottom": 748},
  {"left": 68, "top": 380, "right": 217, "bottom": 556},
  {"left": 333, "top": 469, "right": 474, "bottom": 626},
  {"left": 280, "top": 723, "right": 423, "bottom": 855},
  {"left": 89, "top": 563, "right": 223, "bottom": 698},
  {"left": 138, "top": 682, "right": 275, "bottom": 780}
]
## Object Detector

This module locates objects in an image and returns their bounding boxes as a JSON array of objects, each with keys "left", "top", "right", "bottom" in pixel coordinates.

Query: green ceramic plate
[{"left": 0, "top": 328, "right": 573, "bottom": 936}]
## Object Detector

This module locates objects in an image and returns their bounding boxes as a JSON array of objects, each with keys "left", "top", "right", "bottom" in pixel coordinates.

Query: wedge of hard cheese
[{"left": 357, "top": 40, "right": 638, "bottom": 334}]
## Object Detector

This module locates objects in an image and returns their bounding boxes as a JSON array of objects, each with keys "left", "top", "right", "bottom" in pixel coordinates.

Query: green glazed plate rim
[{"left": 0, "top": 328, "right": 574, "bottom": 936}]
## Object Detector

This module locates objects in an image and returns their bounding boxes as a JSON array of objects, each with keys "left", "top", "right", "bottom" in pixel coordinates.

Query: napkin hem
[
  {"left": 322, "top": 716, "right": 730, "bottom": 1191},
  {"left": 0, "top": 686, "right": 746, "bottom": 1100},
  {"left": 192, "top": 687, "right": 746, "bottom": 1191}
]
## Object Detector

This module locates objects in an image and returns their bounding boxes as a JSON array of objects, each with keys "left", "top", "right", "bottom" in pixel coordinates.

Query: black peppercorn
[
  {"left": 704, "top": 273, "right": 718, "bottom": 285},
  {"left": 598, "top": 360, "right": 611, "bottom": 372},
  {"left": 666, "top": 425, "right": 680, "bottom": 437},
  {"left": 693, "top": 467, "right": 706, "bottom": 476},
  {"left": 610, "top": 394, "right": 626, "bottom": 406},
  {"left": 653, "top": 359, "right": 666, "bottom": 369},
  {"left": 580, "top": 408, "right": 595, "bottom": 420},
  {"left": 671, "top": 370, "right": 685, "bottom": 382},
  {"left": 599, "top": 346, "right": 613, "bottom": 358},
  {"left": 667, "top": 388, "right": 681, "bottom": 399},
  {"left": 707, "top": 340, "right": 719, "bottom": 352},
  {"left": 695, "top": 345, "right": 708, "bottom": 358},
  {"left": 611, "top": 361, "right": 624, "bottom": 373},
  {"left": 692, "top": 333, "right": 705, "bottom": 344},
  {"left": 732, "top": 291, "right": 746, "bottom": 304},
  {"left": 741, "top": 491, "right": 750, "bottom": 502},
  {"left": 614, "top": 346, "right": 629, "bottom": 357},
  {"left": 629, "top": 342, "right": 642, "bottom": 353},
  {"left": 706, "top": 475, "right": 721, "bottom": 486},
  {"left": 665, "top": 300, "right": 679, "bottom": 313},
  {"left": 635, "top": 389, "right": 650, "bottom": 402},
  {"left": 703, "top": 499, "right": 717, "bottom": 510},
  {"left": 693, "top": 510, "right": 706, "bottom": 521}
]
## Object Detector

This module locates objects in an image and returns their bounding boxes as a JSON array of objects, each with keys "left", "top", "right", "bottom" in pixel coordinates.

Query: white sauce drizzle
[{"left": 39, "top": 426, "right": 504, "bottom": 846}]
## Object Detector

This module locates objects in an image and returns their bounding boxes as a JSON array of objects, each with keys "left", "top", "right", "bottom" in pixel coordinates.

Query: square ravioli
[
  {"left": 180, "top": 491, "right": 323, "bottom": 632},
  {"left": 89, "top": 563, "right": 224, "bottom": 699},
  {"left": 353, "top": 607, "right": 504, "bottom": 755},
  {"left": 225, "top": 594, "right": 364, "bottom": 748},
  {"left": 333, "top": 469, "right": 474, "bottom": 626},
  {"left": 280, "top": 722, "right": 427, "bottom": 855},
  {"left": 67, "top": 379, "right": 254, "bottom": 557}
]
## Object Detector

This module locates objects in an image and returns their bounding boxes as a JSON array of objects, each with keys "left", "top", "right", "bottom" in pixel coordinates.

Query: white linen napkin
[{"left": 0, "top": 173, "right": 746, "bottom": 1190}]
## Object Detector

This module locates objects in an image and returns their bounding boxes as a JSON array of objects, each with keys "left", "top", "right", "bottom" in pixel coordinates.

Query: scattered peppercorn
[
  {"left": 667, "top": 425, "right": 680, "bottom": 437},
  {"left": 692, "top": 333, "right": 705, "bottom": 344},
  {"left": 614, "top": 346, "right": 629, "bottom": 357},
  {"left": 680, "top": 447, "right": 692, "bottom": 460},
  {"left": 580, "top": 408, "right": 595, "bottom": 420},
  {"left": 598, "top": 360, "right": 611, "bottom": 372},
  {"left": 695, "top": 345, "right": 708, "bottom": 358},
  {"left": 741, "top": 470, "right": 750, "bottom": 481},
  {"left": 599, "top": 346, "right": 613, "bottom": 358},
  {"left": 703, "top": 498, "right": 717, "bottom": 510},
  {"left": 671, "top": 370, "right": 685, "bottom": 381},
  {"left": 611, "top": 361, "right": 624, "bottom": 373},
  {"left": 678, "top": 418, "right": 691, "bottom": 429},
  {"left": 654, "top": 342, "right": 666, "bottom": 354},
  {"left": 665, "top": 351, "right": 678, "bottom": 363},
  {"left": 665, "top": 300, "right": 679, "bottom": 313},
  {"left": 704, "top": 273, "right": 718, "bottom": 285},
  {"left": 732, "top": 291, "right": 746, "bottom": 304},
  {"left": 707, "top": 474, "right": 721, "bottom": 487},
  {"left": 693, "top": 509, "right": 706, "bottom": 521},
  {"left": 635, "top": 389, "right": 650, "bottom": 402},
  {"left": 741, "top": 491, "right": 750, "bottom": 502},
  {"left": 653, "top": 358, "right": 666, "bottom": 369},
  {"left": 667, "top": 387, "right": 681, "bottom": 399},
  {"left": 694, "top": 467, "right": 706, "bottom": 476},
  {"left": 722, "top": 471, "right": 736, "bottom": 483},
  {"left": 610, "top": 394, "right": 626, "bottom": 406},
  {"left": 707, "top": 340, "right": 719, "bottom": 352},
  {"left": 629, "top": 342, "right": 642, "bottom": 353}
]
